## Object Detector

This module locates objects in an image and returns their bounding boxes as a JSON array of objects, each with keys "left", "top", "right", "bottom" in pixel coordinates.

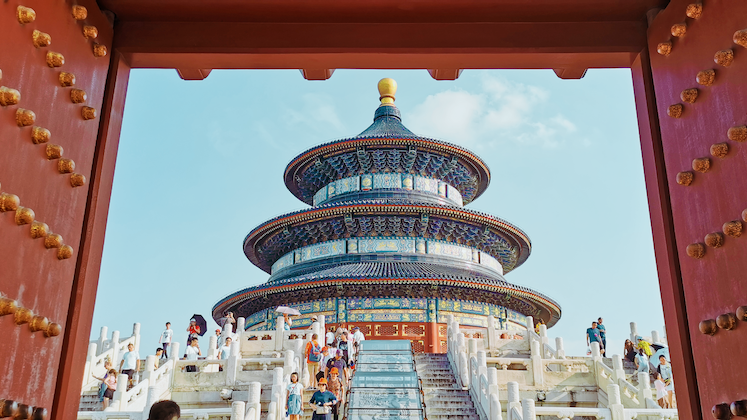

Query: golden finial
[{"left": 378, "top": 78, "right": 397, "bottom": 106}]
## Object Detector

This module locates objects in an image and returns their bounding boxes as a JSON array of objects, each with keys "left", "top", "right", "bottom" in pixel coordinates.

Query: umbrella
[
  {"left": 275, "top": 306, "right": 301, "bottom": 316},
  {"left": 651, "top": 347, "right": 670, "bottom": 369},
  {"left": 191, "top": 314, "right": 207, "bottom": 336}
]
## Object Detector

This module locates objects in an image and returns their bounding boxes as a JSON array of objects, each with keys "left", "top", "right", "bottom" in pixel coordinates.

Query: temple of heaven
[{"left": 213, "top": 78, "right": 561, "bottom": 353}]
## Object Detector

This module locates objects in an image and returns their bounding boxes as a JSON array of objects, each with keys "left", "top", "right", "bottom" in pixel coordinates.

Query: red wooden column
[
  {"left": 0, "top": 1, "right": 117, "bottom": 418},
  {"left": 636, "top": 0, "right": 747, "bottom": 417}
]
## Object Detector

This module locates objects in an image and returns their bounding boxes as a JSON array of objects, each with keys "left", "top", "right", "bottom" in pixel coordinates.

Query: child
[
  {"left": 654, "top": 377, "right": 668, "bottom": 408},
  {"left": 103, "top": 369, "right": 118, "bottom": 408},
  {"left": 286, "top": 372, "right": 303, "bottom": 420},
  {"left": 93, "top": 359, "right": 113, "bottom": 403}
]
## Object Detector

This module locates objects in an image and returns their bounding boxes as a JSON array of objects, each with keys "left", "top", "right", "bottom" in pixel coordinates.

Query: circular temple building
[{"left": 214, "top": 79, "right": 560, "bottom": 352}]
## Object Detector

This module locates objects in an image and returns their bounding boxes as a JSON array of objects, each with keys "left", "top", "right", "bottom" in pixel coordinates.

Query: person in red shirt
[{"left": 186, "top": 318, "right": 200, "bottom": 344}]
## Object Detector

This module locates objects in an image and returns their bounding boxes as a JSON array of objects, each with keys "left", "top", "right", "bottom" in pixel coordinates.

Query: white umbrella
[{"left": 275, "top": 306, "right": 301, "bottom": 316}]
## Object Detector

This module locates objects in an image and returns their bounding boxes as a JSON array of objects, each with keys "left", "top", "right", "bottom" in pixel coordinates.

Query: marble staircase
[{"left": 415, "top": 353, "right": 479, "bottom": 420}]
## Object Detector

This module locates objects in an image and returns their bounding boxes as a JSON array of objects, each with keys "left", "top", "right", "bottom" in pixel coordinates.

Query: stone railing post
[
  {"left": 468, "top": 338, "right": 478, "bottom": 357},
  {"left": 269, "top": 367, "right": 284, "bottom": 420},
  {"left": 525, "top": 316, "right": 534, "bottom": 334},
  {"left": 637, "top": 372, "right": 654, "bottom": 407},
  {"left": 143, "top": 355, "right": 157, "bottom": 382},
  {"left": 284, "top": 350, "right": 296, "bottom": 383},
  {"left": 208, "top": 335, "right": 218, "bottom": 361},
  {"left": 630, "top": 322, "right": 638, "bottom": 342},
  {"left": 97, "top": 326, "right": 108, "bottom": 355},
  {"left": 607, "top": 383, "right": 625, "bottom": 420},
  {"left": 487, "top": 366, "right": 499, "bottom": 398},
  {"left": 248, "top": 382, "right": 262, "bottom": 420},
  {"left": 612, "top": 354, "right": 625, "bottom": 384},
  {"left": 83, "top": 343, "right": 97, "bottom": 385},
  {"left": 522, "top": 399, "right": 536, "bottom": 420},
  {"left": 490, "top": 392, "right": 503, "bottom": 420},
  {"left": 132, "top": 323, "right": 141, "bottom": 353},
  {"left": 538, "top": 324, "right": 548, "bottom": 344},
  {"left": 112, "top": 373, "right": 129, "bottom": 410},
  {"left": 529, "top": 340, "right": 543, "bottom": 387},
  {"left": 222, "top": 322, "right": 233, "bottom": 343},
  {"left": 591, "top": 342, "right": 602, "bottom": 362},
  {"left": 319, "top": 315, "right": 326, "bottom": 339},
  {"left": 231, "top": 401, "right": 246, "bottom": 420},
  {"left": 226, "top": 341, "right": 240, "bottom": 386},
  {"left": 143, "top": 385, "right": 160, "bottom": 419},
  {"left": 110, "top": 330, "right": 121, "bottom": 365},
  {"left": 555, "top": 337, "right": 565, "bottom": 359},
  {"left": 507, "top": 382, "right": 520, "bottom": 420},
  {"left": 169, "top": 342, "right": 180, "bottom": 362},
  {"left": 236, "top": 317, "right": 245, "bottom": 336},
  {"left": 487, "top": 315, "right": 497, "bottom": 351},
  {"left": 651, "top": 330, "right": 660, "bottom": 344},
  {"left": 459, "top": 352, "right": 469, "bottom": 388},
  {"left": 457, "top": 332, "right": 466, "bottom": 354},
  {"left": 275, "top": 315, "right": 285, "bottom": 351}
]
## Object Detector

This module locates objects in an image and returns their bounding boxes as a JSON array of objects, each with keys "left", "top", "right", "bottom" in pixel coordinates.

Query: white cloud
[{"left": 406, "top": 75, "right": 582, "bottom": 150}]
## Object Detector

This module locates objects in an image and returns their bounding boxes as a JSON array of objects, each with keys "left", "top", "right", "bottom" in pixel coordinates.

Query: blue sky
[{"left": 91, "top": 69, "right": 666, "bottom": 358}]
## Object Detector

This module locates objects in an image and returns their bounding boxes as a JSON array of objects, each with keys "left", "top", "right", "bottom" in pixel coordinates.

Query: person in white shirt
[
  {"left": 351, "top": 326, "right": 365, "bottom": 361},
  {"left": 119, "top": 343, "right": 140, "bottom": 388},
  {"left": 158, "top": 322, "right": 173, "bottom": 359},
  {"left": 219, "top": 337, "right": 233, "bottom": 360},
  {"left": 184, "top": 337, "right": 202, "bottom": 372}
]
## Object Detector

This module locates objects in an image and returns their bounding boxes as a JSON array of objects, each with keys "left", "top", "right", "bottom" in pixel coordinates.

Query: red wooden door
[
  {"left": 638, "top": 1, "right": 747, "bottom": 418},
  {"left": 0, "top": 1, "right": 114, "bottom": 418}
]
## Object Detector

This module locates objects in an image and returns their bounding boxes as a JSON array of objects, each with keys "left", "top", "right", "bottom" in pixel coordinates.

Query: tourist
[
  {"left": 654, "top": 376, "right": 668, "bottom": 408},
  {"left": 284, "top": 313, "right": 293, "bottom": 330},
  {"left": 159, "top": 322, "right": 173, "bottom": 359},
  {"left": 624, "top": 340, "right": 636, "bottom": 363},
  {"left": 586, "top": 321, "right": 604, "bottom": 355},
  {"left": 317, "top": 347, "right": 331, "bottom": 384},
  {"left": 154, "top": 348, "right": 164, "bottom": 369},
  {"left": 597, "top": 318, "right": 607, "bottom": 352},
  {"left": 337, "top": 331, "right": 350, "bottom": 363},
  {"left": 92, "top": 358, "right": 113, "bottom": 403},
  {"left": 636, "top": 336, "right": 653, "bottom": 357},
  {"left": 219, "top": 311, "right": 236, "bottom": 333},
  {"left": 219, "top": 337, "right": 232, "bottom": 360},
  {"left": 326, "top": 350, "right": 347, "bottom": 383},
  {"left": 184, "top": 337, "right": 201, "bottom": 372},
  {"left": 351, "top": 326, "right": 365, "bottom": 349},
  {"left": 327, "top": 368, "right": 344, "bottom": 420},
  {"left": 147, "top": 400, "right": 181, "bottom": 420},
  {"left": 635, "top": 348, "right": 649, "bottom": 375},
  {"left": 309, "top": 378, "right": 337, "bottom": 420},
  {"left": 325, "top": 326, "right": 336, "bottom": 348},
  {"left": 186, "top": 318, "right": 200, "bottom": 344},
  {"left": 305, "top": 333, "right": 323, "bottom": 389},
  {"left": 657, "top": 355, "right": 675, "bottom": 408},
  {"left": 215, "top": 328, "right": 223, "bottom": 349},
  {"left": 286, "top": 371, "right": 303, "bottom": 420},
  {"left": 101, "top": 368, "right": 118, "bottom": 408},
  {"left": 120, "top": 343, "right": 140, "bottom": 388}
]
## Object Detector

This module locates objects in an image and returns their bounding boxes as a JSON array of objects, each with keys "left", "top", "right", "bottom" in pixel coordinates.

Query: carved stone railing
[
  {"left": 445, "top": 315, "right": 678, "bottom": 420},
  {"left": 81, "top": 324, "right": 141, "bottom": 393}
]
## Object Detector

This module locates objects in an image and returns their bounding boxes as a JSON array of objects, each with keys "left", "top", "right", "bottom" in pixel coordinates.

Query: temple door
[
  {"left": 0, "top": 2, "right": 120, "bottom": 419},
  {"left": 634, "top": 1, "right": 747, "bottom": 419}
]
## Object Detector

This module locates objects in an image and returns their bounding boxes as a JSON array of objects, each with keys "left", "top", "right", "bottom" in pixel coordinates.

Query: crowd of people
[
  {"left": 92, "top": 313, "right": 676, "bottom": 417},
  {"left": 585, "top": 317, "right": 676, "bottom": 409},
  {"left": 286, "top": 319, "right": 365, "bottom": 420}
]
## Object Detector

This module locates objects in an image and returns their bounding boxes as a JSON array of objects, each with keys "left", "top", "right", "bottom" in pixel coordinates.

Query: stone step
[
  {"left": 426, "top": 411, "right": 479, "bottom": 420},
  {"left": 426, "top": 400, "right": 475, "bottom": 409}
]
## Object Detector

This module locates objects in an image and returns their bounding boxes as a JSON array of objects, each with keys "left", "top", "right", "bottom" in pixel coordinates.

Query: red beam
[{"left": 112, "top": 21, "right": 647, "bottom": 70}]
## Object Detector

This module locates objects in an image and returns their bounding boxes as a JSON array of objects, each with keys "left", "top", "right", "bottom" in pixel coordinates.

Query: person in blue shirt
[
  {"left": 635, "top": 348, "right": 649, "bottom": 374},
  {"left": 309, "top": 378, "right": 337, "bottom": 420},
  {"left": 596, "top": 317, "right": 607, "bottom": 353},
  {"left": 586, "top": 321, "right": 604, "bottom": 355}
]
